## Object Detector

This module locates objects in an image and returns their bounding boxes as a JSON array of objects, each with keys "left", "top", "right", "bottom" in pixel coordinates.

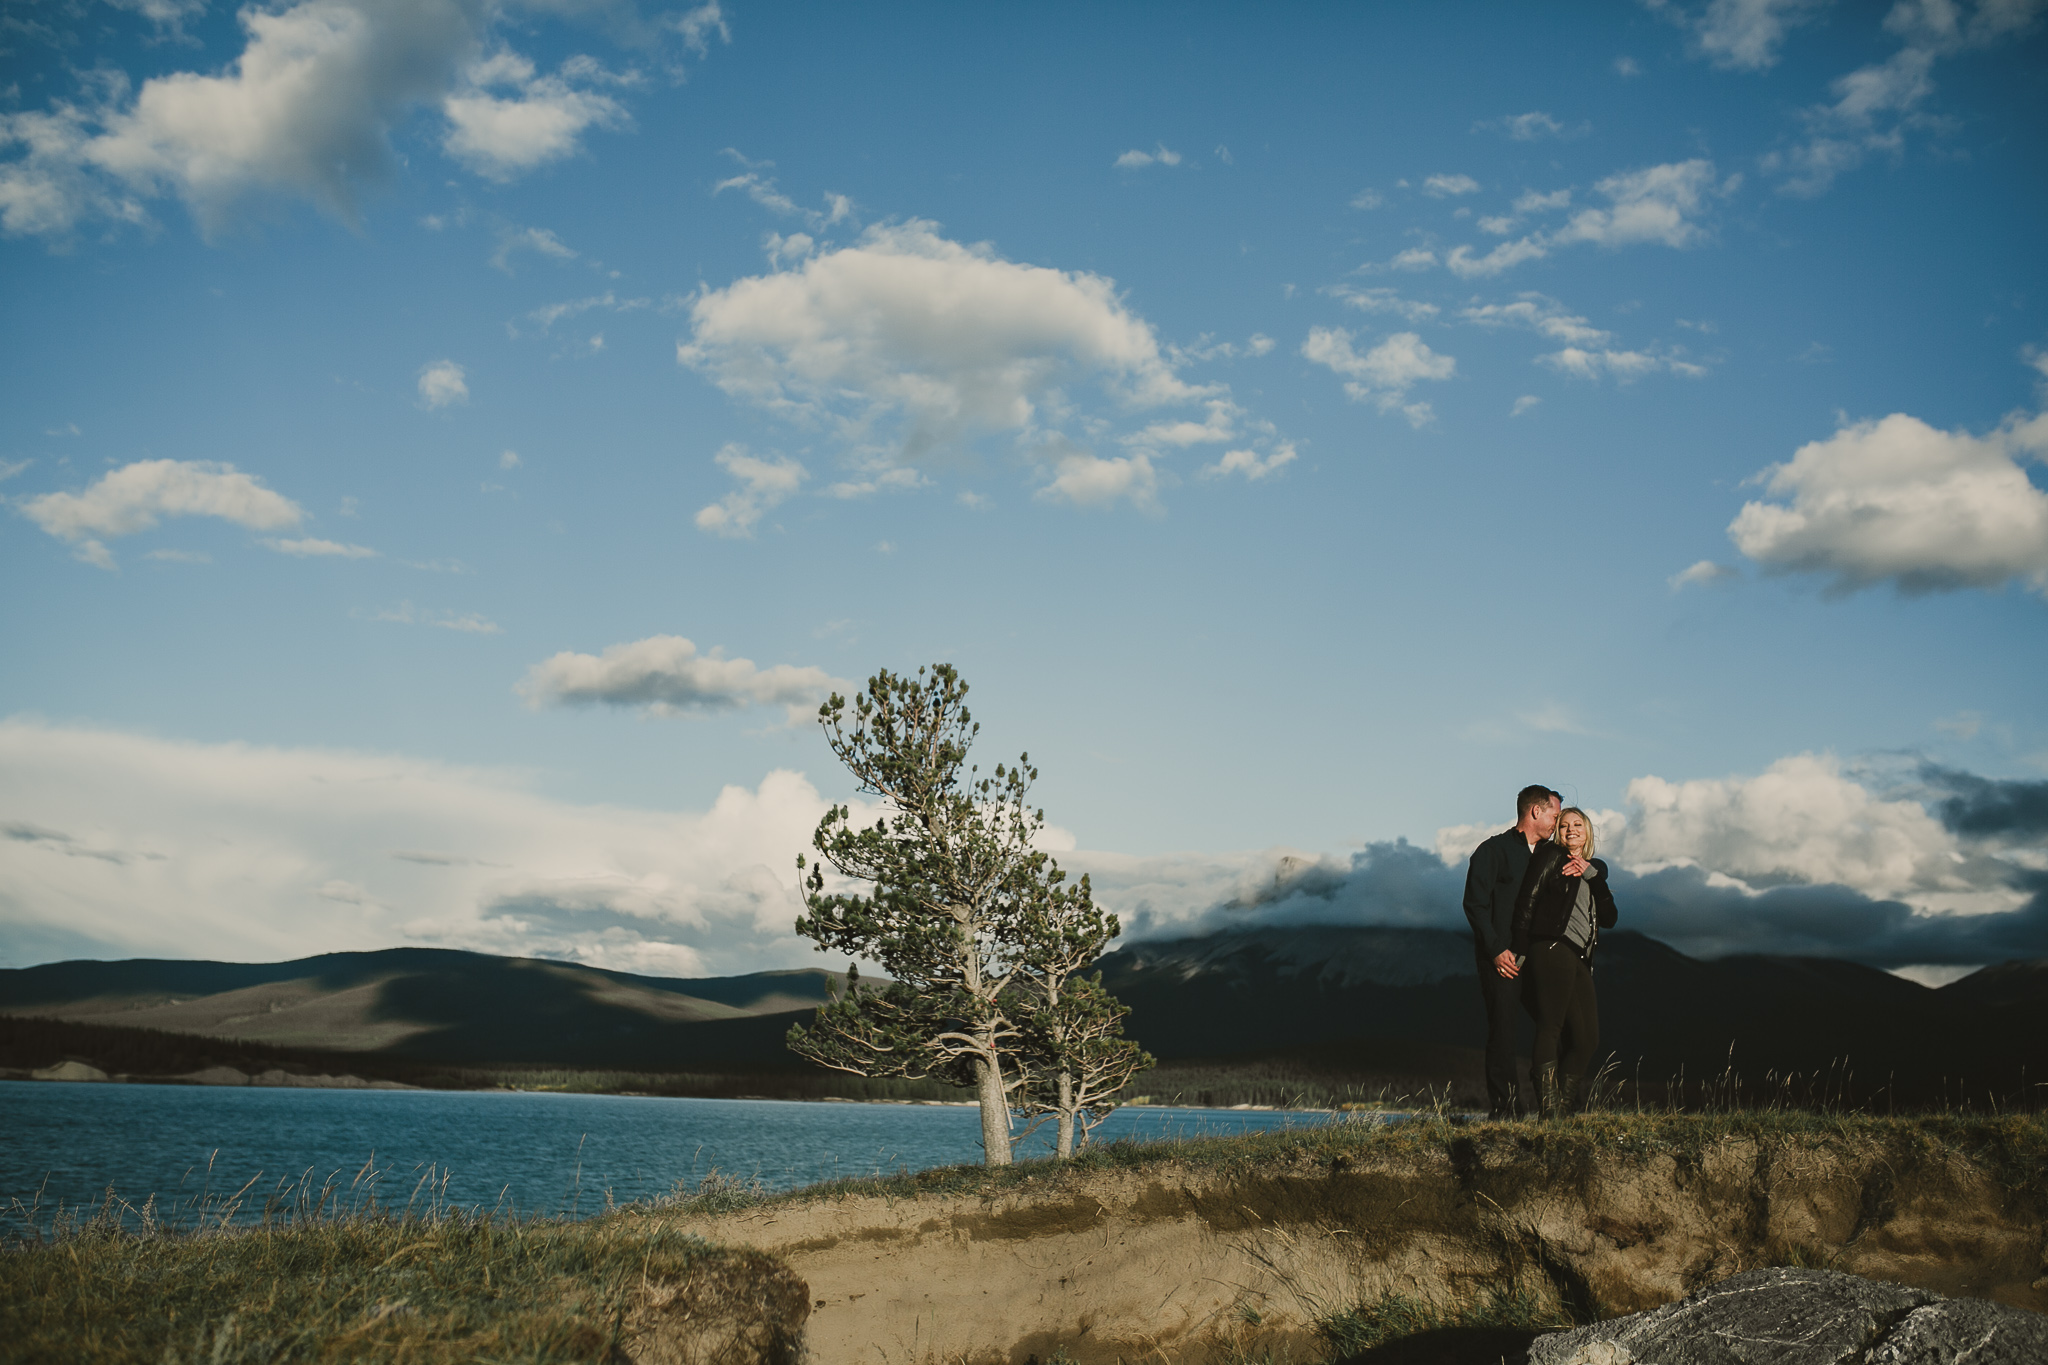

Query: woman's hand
[
  {"left": 1494, "top": 949, "right": 1520, "bottom": 979},
  {"left": 1562, "top": 856, "right": 1589, "bottom": 877}
]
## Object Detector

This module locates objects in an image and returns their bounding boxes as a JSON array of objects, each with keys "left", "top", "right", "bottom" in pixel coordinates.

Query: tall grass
[{"left": 1, "top": 1180, "right": 797, "bottom": 1365}]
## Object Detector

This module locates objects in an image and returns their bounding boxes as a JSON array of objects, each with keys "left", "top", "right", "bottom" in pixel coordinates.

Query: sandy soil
[{"left": 650, "top": 1126, "right": 2048, "bottom": 1365}]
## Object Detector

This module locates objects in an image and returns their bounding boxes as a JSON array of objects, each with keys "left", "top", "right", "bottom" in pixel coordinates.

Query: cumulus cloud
[
  {"left": 518, "top": 635, "right": 843, "bottom": 723},
  {"left": 1726, "top": 407, "right": 2048, "bottom": 596},
  {"left": 1510, "top": 395, "right": 1542, "bottom": 417},
  {"left": 4, "top": 0, "right": 485, "bottom": 238},
  {"left": 1649, "top": 0, "right": 1832, "bottom": 70},
  {"left": 1459, "top": 294, "right": 1610, "bottom": 346},
  {"left": 1301, "top": 327, "right": 1454, "bottom": 427},
  {"left": 1423, "top": 173, "right": 1481, "bottom": 197},
  {"left": 1670, "top": 559, "right": 1739, "bottom": 588},
  {"left": 0, "top": 0, "right": 708, "bottom": 240},
  {"left": 442, "top": 50, "right": 628, "bottom": 181},
  {"left": 1761, "top": 0, "right": 2045, "bottom": 196},
  {"left": 694, "top": 443, "right": 805, "bottom": 538},
  {"left": 1436, "top": 160, "right": 1728, "bottom": 279},
  {"left": 677, "top": 219, "right": 1216, "bottom": 466},
  {"left": 0, "top": 719, "right": 863, "bottom": 974},
  {"left": 418, "top": 359, "right": 469, "bottom": 407},
  {"left": 1036, "top": 452, "right": 1161, "bottom": 511},
  {"left": 1199, "top": 442, "right": 1297, "bottom": 482},
  {"left": 19, "top": 458, "right": 302, "bottom": 567}
]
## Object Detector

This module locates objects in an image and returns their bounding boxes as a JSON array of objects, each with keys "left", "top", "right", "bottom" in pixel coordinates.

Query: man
[{"left": 1463, "top": 784, "right": 1560, "bottom": 1120}]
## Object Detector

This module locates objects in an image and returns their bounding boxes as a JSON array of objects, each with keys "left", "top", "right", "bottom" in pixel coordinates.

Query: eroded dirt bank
[{"left": 641, "top": 1115, "right": 2047, "bottom": 1365}]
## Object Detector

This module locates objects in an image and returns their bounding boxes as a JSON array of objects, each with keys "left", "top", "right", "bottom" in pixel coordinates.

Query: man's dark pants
[{"left": 1475, "top": 955, "right": 1524, "bottom": 1116}]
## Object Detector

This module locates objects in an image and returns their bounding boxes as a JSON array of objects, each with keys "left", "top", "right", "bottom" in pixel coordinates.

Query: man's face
[{"left": 1532, "top": 796, "right": 1562, "bottom": 838}]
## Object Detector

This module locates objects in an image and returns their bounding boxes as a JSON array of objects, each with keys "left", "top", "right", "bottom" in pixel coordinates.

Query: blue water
[{"left": 1, "top": 1081, "right": 1357, "bottom": 1229}]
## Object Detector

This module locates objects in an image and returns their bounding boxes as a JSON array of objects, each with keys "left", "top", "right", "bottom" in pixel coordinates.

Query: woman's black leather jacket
[{"left": 1511, "top": 842, "right": 1618, "bottom": 961}]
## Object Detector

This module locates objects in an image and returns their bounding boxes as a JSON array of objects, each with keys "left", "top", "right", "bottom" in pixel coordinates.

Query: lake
[{"left": 1, "top": 1081, "right": 1370, "bottom": 1231}]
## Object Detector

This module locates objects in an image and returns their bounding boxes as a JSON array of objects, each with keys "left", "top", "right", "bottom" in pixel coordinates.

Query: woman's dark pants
[{"left": 1522, "top": 940, "right": 1599, "bottom": 1097}]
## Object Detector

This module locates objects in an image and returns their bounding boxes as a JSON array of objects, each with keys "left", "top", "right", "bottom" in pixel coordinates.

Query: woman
[{"left": 1510, "top": 806, "right": 1617, "bottom": 1118}]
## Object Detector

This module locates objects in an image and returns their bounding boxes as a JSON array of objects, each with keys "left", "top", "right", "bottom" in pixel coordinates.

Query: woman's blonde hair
[{"left": 1552, "top": 806, "right": 1596, "bottom": 859}]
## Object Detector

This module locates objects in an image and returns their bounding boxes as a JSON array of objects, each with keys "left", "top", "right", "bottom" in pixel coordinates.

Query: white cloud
[
  {"left": 1513, "top": 188, "right": 1572, "bottom": 214},
  {"left": 417, "top": 359, "right": 468, "bottom": 407},
  {"left": 695, "top": 443, "right": 805, "bottom": 538},
  {"left": 1328, "top": 286, "right": 1439, "bottom": 323},
  {"left": 1727, "top": 408, "right": 2048, "bottom": 596},
  {"left": 1443, "top": 236, "right": 1549, "bottom": 278},
  {"left": 1622, "top": 754, "right": 1987, "bottom": 908},
  {"left": 518, "top": 635, "right": 843, "bottom": 722},
  {"left": 499, "top": 449, "right": 521, "bottom": 469},
  {"left": 1200, "top": 442, "right": 1297, "bottom": 482},
  {"left": 19, "top": 459, "right": 302, "bottom": 568},
  {"left": 266, "top": 536, "right": 377, "bottom": 558},
  {"left": 1301, "top": 327, "right": 1454, "bottom": 427},
  {"left": 0, "top": 0, "right": 707, "bottom": 240},
  {"left": 1387, "top": 247, "right": 1439, "bottom": 272},
  {"left": 678, "top": 220, "right": 1213, "bottom": 462},
  {"left": 144, "top": 548, "right": 212, "bottom": 564},
  {"left": 1761, "top": 0, "right": 2044, "bottom": 196},
  {"left": 490, "top": 224, "right": 577, "bottom": 272},
  {"left": 1459, "top": 294, "right": 1611, "bottom": 346},
  {"left": 1658, "top": 0, "right": 1833, "bottom": 71},
  {"left": 1554, "top": 159, "right": 1724, "bottom": 248},
  {"left": 671, "top": 1, "right": 731, "bottom": 56},
  {"left": 1423, "top": 173, "right": 1481, "bottom": 197},
  {"left": 1114, "top": 144, "right": 1182, "bottom": 169},
  {"left": 365, "top": 602, "right": 500, "bottom": 634},
  {"left": 442, "top": 51, "right": 627, "bottom": 182},
  {"left": 1036, "top": 452, "right": 1160, "bottom": 510},
  {"left": 12, "top": 0, "right": 487, "bottom": 238},
  {"left": 1669, "top": 558, "right": 1739, "bottom": 588},
  {"left": 1510, "top": 395, "right": 1542, "bottom": 417},
  {"left": 1615, "top": 55, "right": 1643, "bottom": 76},
  {"left": 0, "top": 458, "right": 33, "bottom": 482},
  {"left": 1123, "top": 400, "right": 1240, "bottom": 448},
  {"left": 521, "top": 290, "right": 648, "bottom": 335},
  {"left": 712, "top": 152, "right": 854, "bottom": 233},
  {"left": 1477, "top": 111, "right": 1584, "bottom": 141},
  {"left": 1435, "top": 160, "right": 1726, "bottom": 279},
  {"left": 0, "top": 719, "right": 858, "bottom": 973},
  {"left": 1349, "top": 188, "right": 1384, "bottom": 210},
  {"left": 1477, "top": 215, "right": 1517, "bottom": 235},
  {"left": 1538, "top": 345, "right": 1706, "bottom": 381}
]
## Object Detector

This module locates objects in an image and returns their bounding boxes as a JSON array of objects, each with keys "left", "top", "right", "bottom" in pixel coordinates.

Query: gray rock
[
  {"left": 1868, "top": 1298, "right": 2048, "bottom": 1365},
  {"left": 1528, "top": 1268, "right": 2048, "bottom": 1365}
]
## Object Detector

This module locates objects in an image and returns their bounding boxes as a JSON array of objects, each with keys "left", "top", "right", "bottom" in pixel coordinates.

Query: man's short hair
[{"left": 1516, "top": 784, "right": 1558, "bottom": 819}]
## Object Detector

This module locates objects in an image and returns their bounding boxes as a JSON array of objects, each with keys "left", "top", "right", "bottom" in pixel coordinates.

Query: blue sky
[{"left": 3, "top": 0, "right": 2045, "bottom": 980}]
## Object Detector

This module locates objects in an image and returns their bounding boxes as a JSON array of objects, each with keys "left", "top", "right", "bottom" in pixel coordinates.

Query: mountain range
[{"left": 4, "top": 929, "right": 2043, "bottom": 1106}]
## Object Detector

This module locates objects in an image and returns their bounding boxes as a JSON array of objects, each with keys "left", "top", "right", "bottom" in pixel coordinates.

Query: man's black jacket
[{"left": 1462, "top": 827, "right": 1535, "bottom": 961}]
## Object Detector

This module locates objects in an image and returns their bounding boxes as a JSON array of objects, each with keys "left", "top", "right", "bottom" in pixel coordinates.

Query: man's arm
[{"left": 1462, "top": 838, "right": 1504, "bottom": 959}]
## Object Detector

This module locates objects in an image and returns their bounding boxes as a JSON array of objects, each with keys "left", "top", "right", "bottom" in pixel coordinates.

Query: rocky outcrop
[{"left": 1528, "top": 1266, "right": 2048, "bottom": 1364}]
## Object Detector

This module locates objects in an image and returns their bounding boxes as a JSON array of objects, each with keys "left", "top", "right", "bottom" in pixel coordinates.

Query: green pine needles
[{"left": 788, "top": 664, "right": 1152, "bottom": 1164}]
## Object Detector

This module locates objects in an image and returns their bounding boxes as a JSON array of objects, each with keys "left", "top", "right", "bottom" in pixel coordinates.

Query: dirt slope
[{"left": 653, "top": 1117, "right": 2047, "bottom": 1364}]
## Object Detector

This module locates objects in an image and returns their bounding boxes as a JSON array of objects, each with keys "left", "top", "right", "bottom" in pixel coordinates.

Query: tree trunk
[
  {"left": 1056, "top": 1070, "right": 1076, "bottom": 1159},
  {"left": 974, "top": 1054, "right": 1013, "bottom": 1165}
]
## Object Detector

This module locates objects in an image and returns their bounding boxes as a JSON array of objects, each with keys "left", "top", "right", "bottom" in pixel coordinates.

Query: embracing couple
[{"left": 1462, "top": 785, "right": 1619, "bottom": 1121}]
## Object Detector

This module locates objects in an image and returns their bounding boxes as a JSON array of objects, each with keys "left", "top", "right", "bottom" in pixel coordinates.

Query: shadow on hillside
[{"left": 1331, "top": 1325, "right": 1545, "bottom": 1365}]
